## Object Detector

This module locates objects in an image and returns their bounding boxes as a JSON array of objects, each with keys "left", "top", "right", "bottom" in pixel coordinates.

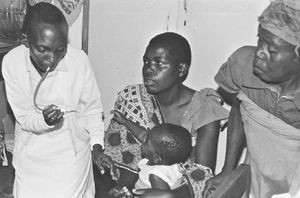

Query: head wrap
[{"left": 258, "top": 0, "right": 300, "bottom": 50}]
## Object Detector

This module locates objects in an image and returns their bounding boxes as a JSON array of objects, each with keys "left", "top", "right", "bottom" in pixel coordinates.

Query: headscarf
[{"left": 258, "top": 0, "right": 300, "bottom": 52}]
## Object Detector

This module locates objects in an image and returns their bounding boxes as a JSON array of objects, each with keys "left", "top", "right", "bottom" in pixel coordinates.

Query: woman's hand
[
  {"left": 92, "top": 144, "right": 118, "bottom": 181},
  {"left": 202, "top": 170, "right": 230, "bottom": 198},
  {"left": 112, "top": 110, "right": 129, "bottom": 126},
  {"left": 111, "top": 110, "right": 147, "bottom": 142},
  {"left": 43, "top": 104, "right": 64, "bottom": 126},
  {"left": 132, "top": 189, "right": 174, "bottom": 198}
]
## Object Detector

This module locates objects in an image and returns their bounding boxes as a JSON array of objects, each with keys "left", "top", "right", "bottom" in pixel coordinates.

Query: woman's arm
[
  {"left": 2, "top": 56, "right": 55, "bottom": 133},
  {"left": 220, "top": 95, "right": 245, "bottom": 172},
  {"left": 195, "top": 120, "right": 220, "bottom": 173},
  {"left": 202, "top": 95, "right": 246, "bottom": 198},
  {"left": 113, "top": 110, "right": 148, "bottom": 142}
]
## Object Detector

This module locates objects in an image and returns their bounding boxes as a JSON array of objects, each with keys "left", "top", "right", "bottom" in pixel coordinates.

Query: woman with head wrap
[{"left": 203, "top": 0, "right": 300, "bottom": 197}]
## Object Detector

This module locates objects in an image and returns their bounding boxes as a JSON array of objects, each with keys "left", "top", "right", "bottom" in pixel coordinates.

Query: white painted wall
[
  {"left": 69, "top": 10, "right": 83, "bottom": 50},
  {"left": 88, "top": 0, "right": 269, "bottom": 173}
]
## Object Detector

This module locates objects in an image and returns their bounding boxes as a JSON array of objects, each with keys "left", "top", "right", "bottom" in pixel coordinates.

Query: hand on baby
[
  {"left": 108, "top": 186, "right": 133, "bottom": 198},
  {"left": 202, "top": 170, "right": 230, "bottom": 198},
  {"left": 43, "top": 104, "right": 64, "bottom": 126}
]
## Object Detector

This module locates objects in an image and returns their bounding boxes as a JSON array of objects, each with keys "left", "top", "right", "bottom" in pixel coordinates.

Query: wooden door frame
[{"left": 82, "top": 0, "right": 90, "bottom": 54}]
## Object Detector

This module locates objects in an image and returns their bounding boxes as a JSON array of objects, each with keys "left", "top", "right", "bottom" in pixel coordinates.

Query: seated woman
[{"left": 102, "top": 32, "right": 229, "bottom": 197}]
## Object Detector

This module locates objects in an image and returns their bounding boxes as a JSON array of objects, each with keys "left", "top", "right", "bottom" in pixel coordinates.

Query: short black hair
[
  {"left": 148, "top": 32, "right": 192, "bottom": 82},
  {"left": 152, "top": 123, "right": 192, "bottom": 165},
  {"left": 22, "top": 2, "right": 68, "bottom": 37}
]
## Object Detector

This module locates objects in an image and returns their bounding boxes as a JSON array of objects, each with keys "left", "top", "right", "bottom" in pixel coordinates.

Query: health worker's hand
[
  {"left": 92, "top": 144, "right": 118, "bottom": 181},
  {"left": 43, "top": 104, "right": 64, "bottom": 126}
]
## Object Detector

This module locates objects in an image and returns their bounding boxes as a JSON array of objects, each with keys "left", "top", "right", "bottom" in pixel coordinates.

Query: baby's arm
[{"left": 149, "top": 174, "right": 171, "bottom": 190}]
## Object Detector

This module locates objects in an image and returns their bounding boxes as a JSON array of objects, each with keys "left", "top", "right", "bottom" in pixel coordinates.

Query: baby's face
[{"left": 141, "top": 132, "right": 160, "bottom": 165}]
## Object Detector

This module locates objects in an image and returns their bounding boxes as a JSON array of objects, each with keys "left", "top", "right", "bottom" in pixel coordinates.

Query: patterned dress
[{"left": 104, "top": 84, "right": 228, "bottom": 170}]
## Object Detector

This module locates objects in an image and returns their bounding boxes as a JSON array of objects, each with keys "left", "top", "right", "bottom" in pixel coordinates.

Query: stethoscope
[
  {"left": 33, "top": 66, "right": 51, "bottom": 111},
  {"left": 33, "top": 66, "right": 75, "bottom": 114}
]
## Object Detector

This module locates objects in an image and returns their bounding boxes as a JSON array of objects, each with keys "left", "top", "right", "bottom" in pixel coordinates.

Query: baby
[
  {"left": 135, "top": 123, "right": 192, "bottom": 190},
  {"left": 109, "top": 123, "right": 192, "bottom": 197}
]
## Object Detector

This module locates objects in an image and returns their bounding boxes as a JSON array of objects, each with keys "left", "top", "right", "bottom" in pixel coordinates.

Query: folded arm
[{"left": 2, "top": 58, "right": 53, "bottom": 133}]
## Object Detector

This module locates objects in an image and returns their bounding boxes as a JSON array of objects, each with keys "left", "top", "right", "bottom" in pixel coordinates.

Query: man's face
[
  {"left": 28, "top": 22, "right": 68, "bottom": 73},
  {"left": 253, "top": 26, "right": 300, "bottom": 84}
]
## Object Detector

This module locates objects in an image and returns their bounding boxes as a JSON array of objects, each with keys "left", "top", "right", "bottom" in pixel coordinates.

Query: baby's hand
[
  {"left": 43, "top": 104, "right": 64, "bottom": 126},
  {"left": 108, "top": 186, "right": 133, "bottom": 198}
]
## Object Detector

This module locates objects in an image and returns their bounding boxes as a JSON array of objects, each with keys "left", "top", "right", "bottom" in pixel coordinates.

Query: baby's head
[{"left": 141, "top": 123, "right": 192, "bottom": 165}]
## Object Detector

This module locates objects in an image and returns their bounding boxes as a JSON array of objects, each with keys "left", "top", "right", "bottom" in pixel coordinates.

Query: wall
[
  {"left": 88, "top": 0, "right": 269, "bottom": 173},
  {"left": 69, "top": 9, "right": 83, "bottom": 49}
]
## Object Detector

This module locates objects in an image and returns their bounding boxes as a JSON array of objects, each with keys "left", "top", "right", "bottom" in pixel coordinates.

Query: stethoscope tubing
[{"left": 33, "top": 66, "right": 51, "bottom": 111}]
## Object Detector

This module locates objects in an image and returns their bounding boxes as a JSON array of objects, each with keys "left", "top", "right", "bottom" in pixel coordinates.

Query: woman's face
[
  {"left": 142, "top": 44, "right": 181, "bottom": 94},
  {"left": 253, "top": 26, "right": 299, "bottom": 84},
  {"left": 28, "top": 22, "right": 68, "bottom": 73}
]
